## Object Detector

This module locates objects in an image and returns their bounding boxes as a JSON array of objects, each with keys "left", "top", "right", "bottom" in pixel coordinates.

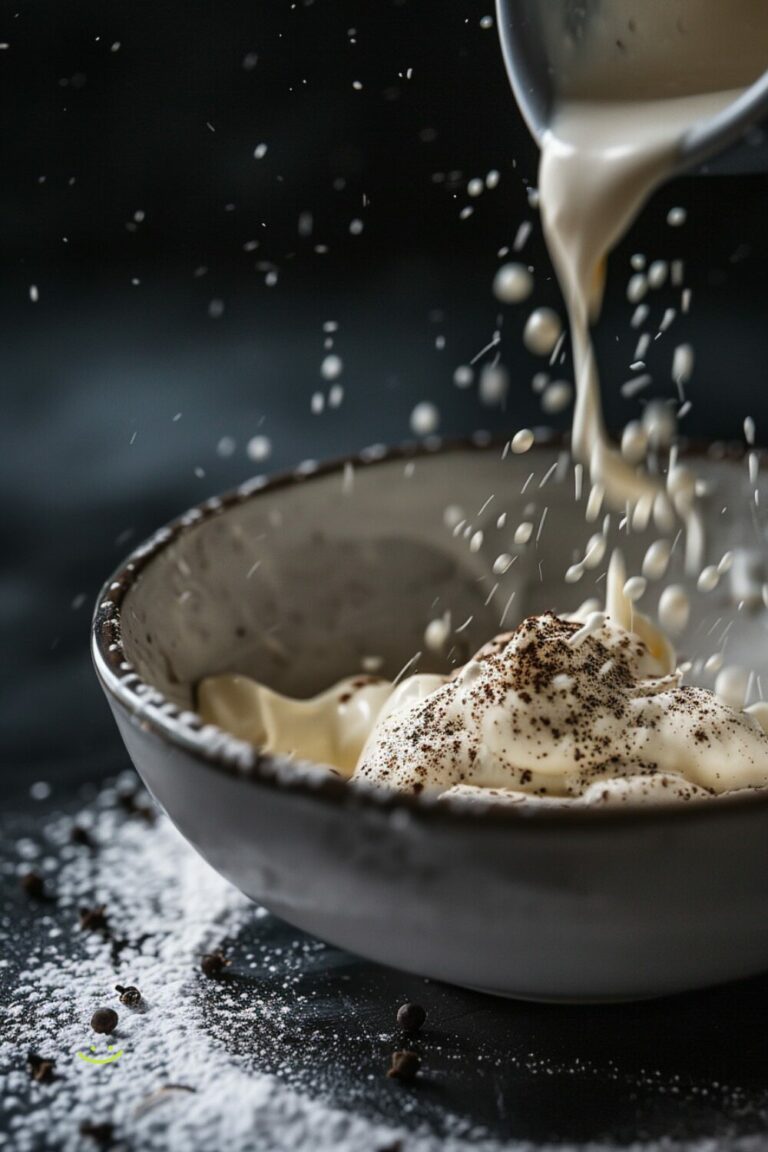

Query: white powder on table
[
  {"left": 2, "top": 776, "right": 766, "bottom": 1152},
  {"left": 0, "top": 779, "right": 507, "bottom": 1152}
]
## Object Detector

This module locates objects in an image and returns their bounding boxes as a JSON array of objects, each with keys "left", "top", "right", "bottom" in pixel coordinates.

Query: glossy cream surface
[{"left": 198, "top": 554, "right": 768, "bottom": 805}]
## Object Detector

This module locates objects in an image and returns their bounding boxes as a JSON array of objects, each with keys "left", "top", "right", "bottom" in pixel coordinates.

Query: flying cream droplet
[
  {"left": 410, "top": 402, "right": 440, "bottom": 436},
  {"left": 523, "top": 308, "right": 562, "bottom": 356},
  {"left": 642, "top": 540, "right": 671, "bottom": 581},
  {"left": 492, "top": 262, "right": 534, "bottom": 304},
  {"left": 511, "top": 428, "right": 534, "bottom": 454},
  {"left": 715, "top": 665, "right": 750, "bottom": 710},
  {"left": 320, "top": 354, "right": 343, "bottom": 381},
  {"left": 658, "top": 585, "right": 690, "bottom": 635}
]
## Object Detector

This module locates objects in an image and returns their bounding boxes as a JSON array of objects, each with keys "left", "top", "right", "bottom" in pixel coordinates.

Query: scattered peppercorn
[
  {"left": 70, "top": 824, "right": 94, "bottom": 847},
  {"left": 20, "top": 872, "right": 45, "bottom": 899},
  {"left": 396, "top": 1002, "right": 426, "bottom": 1033},
  {"left": 115, "top": 984, "right": 142, "bottom": 1008},
  {"left": 91, "top": 1008, "right": 119, "bottom": 1035},
  {"left": 117, "top": 789, "right": 156, "bottom": 824},
  {"left": 200, "top": 950, "right": 230, "bottom": 979},
  {"left": 386, "top": 1050, "right": 421, "bottom": 1082},
  {"left": 79, "top": 905, "right": 109, "bottom": 933},
  {"left": 79, "top": 1120, "right": 114, "bottom": 1146},
  {"left": 27, "top": 1052, "right": 56, "bottom": 1083}
]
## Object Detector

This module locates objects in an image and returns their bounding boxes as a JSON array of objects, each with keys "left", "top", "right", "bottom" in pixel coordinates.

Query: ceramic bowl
[{"left": 92, "top": 439, "right": 768, "bottom": 1001}]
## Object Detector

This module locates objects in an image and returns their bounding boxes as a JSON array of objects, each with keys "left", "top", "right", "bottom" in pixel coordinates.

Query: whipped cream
[
  {"left": 198, "top": 554, "right": 768, "bottom": 806},
  {"left": 353, "top": 611, "right": 768, "bottom": 803}
]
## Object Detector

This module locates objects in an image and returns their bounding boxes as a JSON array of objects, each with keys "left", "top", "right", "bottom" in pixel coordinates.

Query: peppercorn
[
  {"left": 200, "top": 950, "right": 230, "bottom": 979},
  {"left": 115, "top": 984, "right": 142, "bottom": 1007},
  {"left": 20, "top": 872, "right": 45, "bottom": 899},
  {"left": 91, "top": 1008, "right": 119, "bottom": 1035},
  {"left": 79, "top": 905, "right": 109, "bottom": 933},
  {"left": 396, "top": 1002, "right": 426, "bottom": 1033}
]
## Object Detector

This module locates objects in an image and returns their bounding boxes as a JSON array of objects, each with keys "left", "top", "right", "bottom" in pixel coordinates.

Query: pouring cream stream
[
  {"left": 536, "top": 1, "right": 768, "bottom": 567},
  {"left": 198, "top": 3, "right": 768, "bottom": 804}
]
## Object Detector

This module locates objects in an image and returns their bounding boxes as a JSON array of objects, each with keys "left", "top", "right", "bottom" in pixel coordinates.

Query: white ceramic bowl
[{"left": 93, "top": 440, "right": 768, "bottom": 1001}]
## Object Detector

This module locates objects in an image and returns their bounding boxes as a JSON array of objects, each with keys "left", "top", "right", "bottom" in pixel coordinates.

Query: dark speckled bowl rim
[{"left": 92, "top": 433, "right": 768, "bottom": 830}]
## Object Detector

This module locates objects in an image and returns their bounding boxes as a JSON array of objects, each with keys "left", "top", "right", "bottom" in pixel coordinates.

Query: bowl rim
[{"left": 91, "top": 434, "right": 768, "bottom": 830}]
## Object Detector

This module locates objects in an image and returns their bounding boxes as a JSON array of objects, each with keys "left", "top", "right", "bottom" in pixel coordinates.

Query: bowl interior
[{"left": 119, "top": 445, "right": 768, "bottom": 714}]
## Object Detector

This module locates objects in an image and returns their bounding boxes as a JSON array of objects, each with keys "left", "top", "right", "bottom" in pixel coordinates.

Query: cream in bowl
[
  {"left": 199, "top": 549, "right": 768, "bottom": 807},
  {"left": 93, "top": 443, "right": 768, "bottom": 1002}
]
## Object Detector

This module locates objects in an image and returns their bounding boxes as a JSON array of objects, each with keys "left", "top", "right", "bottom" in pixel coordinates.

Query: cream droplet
[
  {"left": 626, "top": 273, "right": 648, "bottom": 303},
  {"left": 443, "top": 504, "right": 465, "bottom": 529},
  {"left": 642, "top": 540, "right": 671, "bottom": 581},
  {"left": 523, "top": 308, "right": 562, "bottom": 356},
  {"left": 672, "top": 343, "right": 695, "bottom": 384},
  {"left": 410, "top": 402, "right": 440, "bottom": 436},
  {"left": 642, "top": 401, "right": 676, "bottom": 450},
  {"left": 511, "top": 428, "right": 534, "bottom": 454},
  {"left": 541, "top": 380, "right": 573, "bottom": 414},
  {"left": 492, "top": 262, "right": 533, "bottom": 304},
  {"left": 658, "top": 585, "right": 690, "bottom": 635},
  {"left": 623, "top": 576, "right": 647, "bottom": 602},
  {"left": 246, "top": 435, "right": 272, "bottom": 462},
  {"left": 479, "top": 363, "right": 509, "bottom": 407},
  {"left": 453, "top": 364, "right": 474, "bottom": 389},
  {"left": 715, "top": 666, "right": 750, "bottom": 710},
  {"left": 424, "top": 613, "right": 451, "bottom": 652},
  {"left": 514, "top": 521, "right": 533, "bottom": 545},
  {"left": 320, "top": 354, "right": 343, "bottom": 380},
  {"left": 697, "top": 566, "right": 720, "bottom": 593},
  {"left": 647, "top": 260, "right": 668, "bottom": 289},
  {"left": 585, "top": 483, "right": 604, "bottom": 522},
  {"left": 621, "top": 421, "right": 648, "bottom": 465},
  {"left": 583, "top": 533, "right": 606, "bottom": 570},
  {"left": 667, "top": 206, "right": 687, "bottom": 227}
]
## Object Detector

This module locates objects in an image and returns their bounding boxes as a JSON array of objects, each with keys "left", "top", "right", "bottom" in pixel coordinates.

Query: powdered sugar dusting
[
  {"left": 3, "top": 777, "right": 768, "bottom": 1150},
  {"left": 1, "top": 779, "right": 499, "bottom": 1152}
]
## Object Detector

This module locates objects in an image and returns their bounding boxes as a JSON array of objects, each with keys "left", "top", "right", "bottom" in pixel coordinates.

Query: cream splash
[{"left": 536, "top": 1, "right": 768, "bottom": 568}]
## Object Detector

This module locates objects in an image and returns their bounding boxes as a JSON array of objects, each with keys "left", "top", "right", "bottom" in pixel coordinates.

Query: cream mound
[
  {"left": 198, "top": 604, "right": 768, "bottom": 807},
  {"left": 353, "top": 613, "right": 768, "bottom": 803}
]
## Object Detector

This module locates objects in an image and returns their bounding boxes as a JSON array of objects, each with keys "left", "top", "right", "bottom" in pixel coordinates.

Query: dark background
[{"left": 3, "top": 0, "right": 768, "bottom": 785}]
